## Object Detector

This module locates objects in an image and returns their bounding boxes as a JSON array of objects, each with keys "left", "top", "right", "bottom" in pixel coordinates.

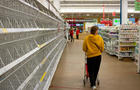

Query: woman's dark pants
[{"left": 87, "top": 55, "right": 101, "bottom": 87}]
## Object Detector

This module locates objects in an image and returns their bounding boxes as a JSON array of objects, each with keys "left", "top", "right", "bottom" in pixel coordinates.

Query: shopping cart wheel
[
  {"left": 97, "top": 81, "right": 100, "bottom": 85},
  {"left": 83, "top": 79, "right": 86, "bottom": 86},
  {"left": 86, "top": 76, "right": 88, "bottom": 80},
  {"left": 97, "top": 80, "right": 100, "bottom": 86}
]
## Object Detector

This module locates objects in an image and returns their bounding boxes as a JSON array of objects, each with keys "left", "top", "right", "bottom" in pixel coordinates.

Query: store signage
[
  {"left": 113, "top": 18, "right": 120, "bottom": 26},
  {"left": 100, "top": 20, "right": 112, "bottom": 26},
  {"left": 135, "top": 0, "right": 140, "bottom": 11}
]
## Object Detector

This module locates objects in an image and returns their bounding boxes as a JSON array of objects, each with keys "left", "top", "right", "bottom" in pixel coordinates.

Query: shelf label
[
  {"left": 2, "top": 28, "right": 8, "bottom": 33},
  {"left": 40, "top": 72, "right": 47, "bottom": 82},
  {"left": 37, "top": 43, "right": 46, "bottom": 48},
  {"left": 37, "top": 44, "right": 41, "bottom": 48}
]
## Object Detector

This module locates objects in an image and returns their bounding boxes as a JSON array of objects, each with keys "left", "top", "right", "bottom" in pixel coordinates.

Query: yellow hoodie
[{"left": 83, "top": 34, "right": 104, "bottom": 58}]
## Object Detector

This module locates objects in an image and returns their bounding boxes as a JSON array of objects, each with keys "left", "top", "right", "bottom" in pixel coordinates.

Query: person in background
[
  {"left": 76, "top": 27, "right": 80, "bottom": 39},
  {"left": 83, "top": 26, "right": 104, "bottom": 90},
  {"left": 70, "top": 28, "right": 74, "bottom": 42}
]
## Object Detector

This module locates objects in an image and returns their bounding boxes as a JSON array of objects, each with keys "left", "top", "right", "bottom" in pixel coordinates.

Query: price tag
[
  {"left": 37, "top": 44, "right": 41, "bottom": 48},
  {"left": 2, "top": 28, "right": 8, "bottom": 33}
]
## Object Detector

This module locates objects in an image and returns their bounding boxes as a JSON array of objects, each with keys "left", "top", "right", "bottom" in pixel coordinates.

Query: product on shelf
[
  {"left": 99, "top": 25, "right": 138, "bottom": 60},
  {"left": 120, "top": 47, "right": 135, "bottom": 51}
]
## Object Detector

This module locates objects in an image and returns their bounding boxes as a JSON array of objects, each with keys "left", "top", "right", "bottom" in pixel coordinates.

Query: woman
[
  {"left": 76, "top": 28, "right": 80, "bottom": 39},
  {"left": 70, "top": 28, "right": 74, "bottom": 42},
  {"left": 83, "top": 26, "right": 104, "bottom": 90}
]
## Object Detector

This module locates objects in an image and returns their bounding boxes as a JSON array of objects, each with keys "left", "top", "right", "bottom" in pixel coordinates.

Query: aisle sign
[{"left": 135, "top": 0, "right": 140, "bottom": 11}]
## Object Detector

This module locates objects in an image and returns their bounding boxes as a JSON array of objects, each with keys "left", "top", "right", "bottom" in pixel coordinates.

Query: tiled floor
[{"left": 49, "top": 40, "right": 140, "bottom": 90}]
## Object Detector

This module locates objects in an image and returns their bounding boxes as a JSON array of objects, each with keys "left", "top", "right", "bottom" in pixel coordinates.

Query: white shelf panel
[
  {"left": 120, "top": 33, "right": 137, "bottom": 35},
  {"left": 119, "top": 56, "right": 133, "bottom": 57},
  {"left": 119, "top": 41, "right": 136, "bottom": 43},
  {"left": 120, "top": 30, "right": 137, "bottom": 31},
  {"left": 0, "top": 28, "right": 58, "bottom": 33},
  {"left": 107, "top": 33, "right": 118, "bottom": 36},
  {"left": 120, "top": 37, "right": 136, "bottom": 39},
  {"left": 120, "top": 45, "right": 136, "bottom": 47},
  {"left": 43, "top": 43, "right": 66, "bottom": 90},
  {"left": 17, "top": 39, "right": 64, "bottom": 90},
  {"left": 0, "top": 34, "right": 63, "bottom": 76},
  {"left": 19, "top": 0, "right": 60, "bottom": 22},
  {"left": 119, "top": 51, "right": 134, "bottom": 52}
]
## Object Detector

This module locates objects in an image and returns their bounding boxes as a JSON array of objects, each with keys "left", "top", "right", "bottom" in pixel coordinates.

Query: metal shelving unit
[
  {"left": 0, "top": 0, "right": 69, "bottom": 90},
  {"left": 99, "top": 26, "right": 119, "bottom": 55},
  {"left": 135, "top": 26, "right": 140, "bottom": 73},
  {"left": 138, "top": 26, "right": 140, "bottom": 73},
  {"left": 118, "top": 25, "right": 137, "bottom": 59},
  {"left": 100, "top": 25, "right": 140, "bottom": 73}
]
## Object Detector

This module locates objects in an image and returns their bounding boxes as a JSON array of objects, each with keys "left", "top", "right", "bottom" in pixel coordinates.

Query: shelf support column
[
  {"left": 120, "top": 0, "right": 128, "bottom": 24},
  {"left": 138, "top": 29, "right": 140, "bottom": 73}
]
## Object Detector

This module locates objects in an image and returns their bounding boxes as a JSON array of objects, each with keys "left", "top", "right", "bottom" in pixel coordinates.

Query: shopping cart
[{"left": 83, "top": 55, "right": 100, "bottom": 87}]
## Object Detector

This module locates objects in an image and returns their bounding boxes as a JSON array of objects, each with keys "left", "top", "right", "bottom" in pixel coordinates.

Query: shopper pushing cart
[{"left": 83, "top": 26, "right": 104, "bottom": 90}]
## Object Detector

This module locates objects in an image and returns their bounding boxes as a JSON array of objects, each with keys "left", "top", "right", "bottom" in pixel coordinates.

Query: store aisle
[{"left": 49, "top": 40, "right": 140, "bottom": 90}]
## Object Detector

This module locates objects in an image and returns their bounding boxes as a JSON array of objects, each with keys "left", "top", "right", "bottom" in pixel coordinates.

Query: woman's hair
[{"left": 90, "top": 26, "right": 99, "bottom": 34}]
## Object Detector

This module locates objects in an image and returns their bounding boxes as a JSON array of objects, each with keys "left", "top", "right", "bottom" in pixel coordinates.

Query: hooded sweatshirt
[{"left": 83, "top": 34, "right": 104, "bottom": 58}]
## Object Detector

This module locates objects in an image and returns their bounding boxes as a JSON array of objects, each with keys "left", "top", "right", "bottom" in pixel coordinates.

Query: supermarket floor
[{"left": 49, "top": 40, "right": 140, "bottom": 90}]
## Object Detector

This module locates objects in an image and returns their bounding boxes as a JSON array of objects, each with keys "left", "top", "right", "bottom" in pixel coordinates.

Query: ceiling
[{"left": 59, "top": 0, "right": 140, "bottom": 19}]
